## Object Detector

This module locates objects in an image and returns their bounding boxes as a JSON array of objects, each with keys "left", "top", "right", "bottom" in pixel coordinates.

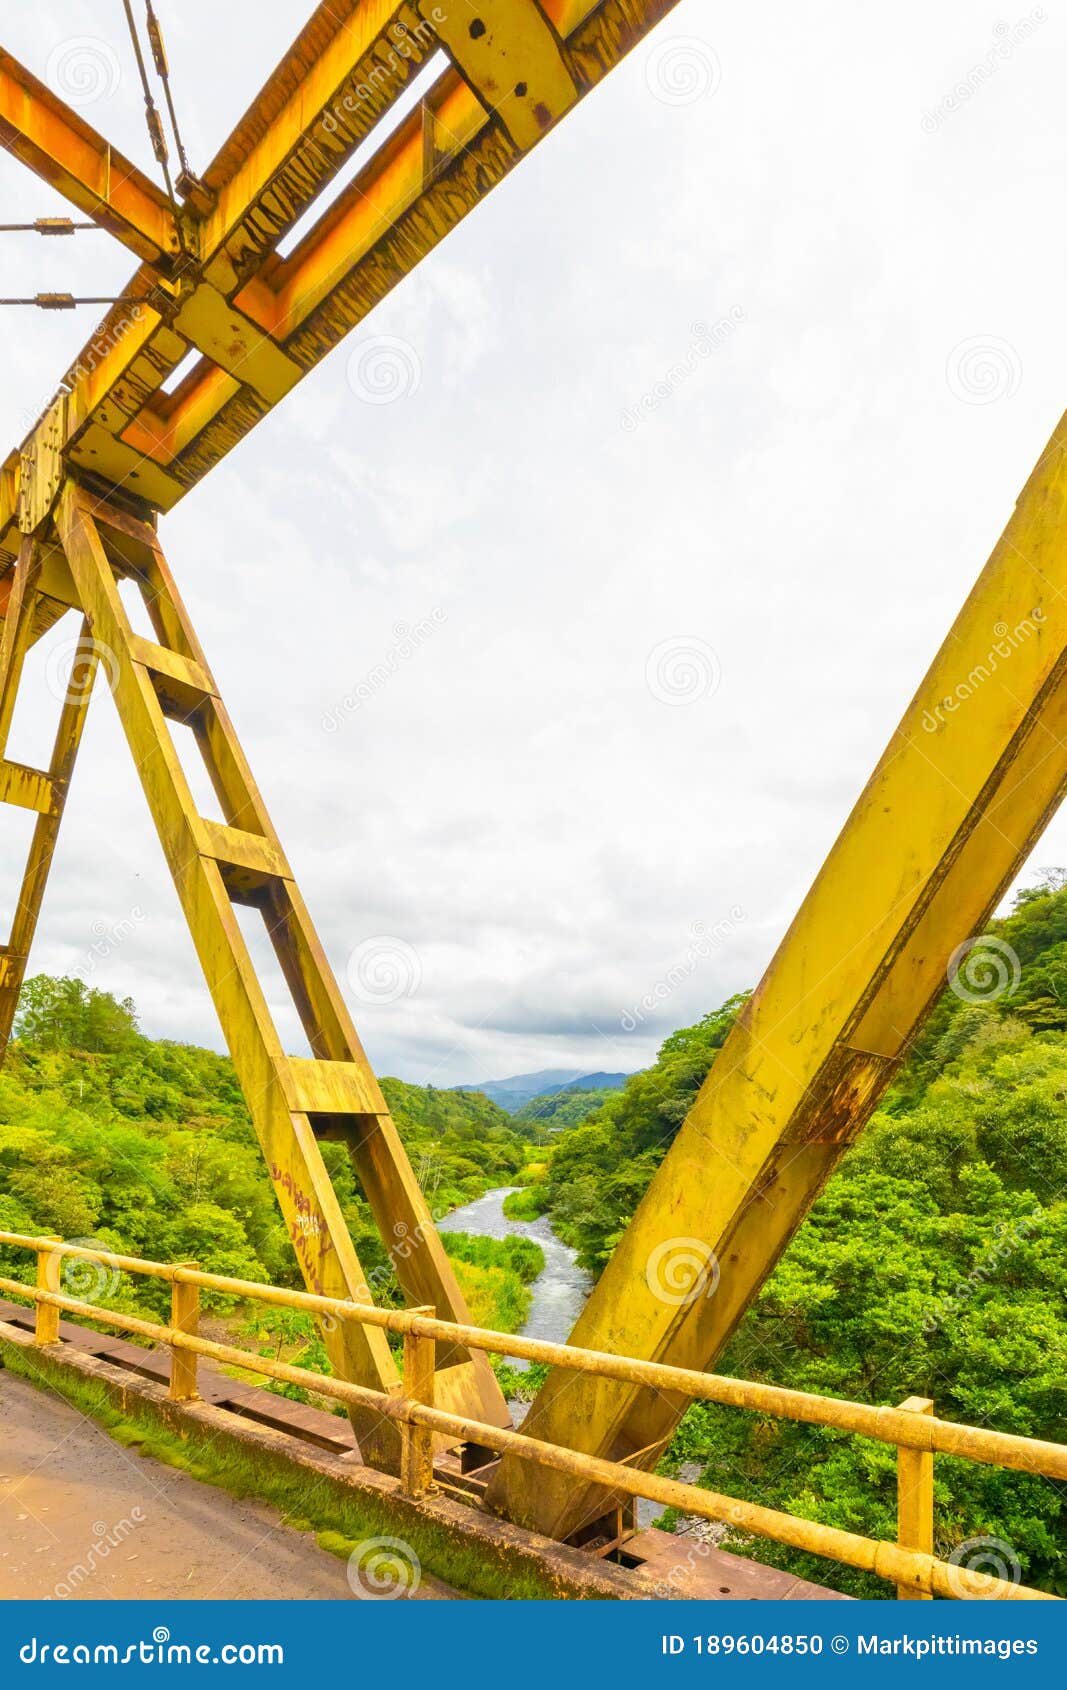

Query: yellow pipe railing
[{"left": 0, "top": 1231, "right": 1061, "bottom": 1601}]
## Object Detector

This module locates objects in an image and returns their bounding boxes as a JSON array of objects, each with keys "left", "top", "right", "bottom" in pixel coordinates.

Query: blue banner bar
[{"left": 2, "top": 1601, "right": 1063, "bottom": 1686}]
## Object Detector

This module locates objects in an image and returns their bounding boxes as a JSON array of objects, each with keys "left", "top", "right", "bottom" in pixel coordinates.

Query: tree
[{"left": 14, "top": 976, "right": 140, "bottom": 1055}]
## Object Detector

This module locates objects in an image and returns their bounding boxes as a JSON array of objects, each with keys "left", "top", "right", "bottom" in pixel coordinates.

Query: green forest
[
  {"left": 510, "top": 1084, "right": 622, "bottom": 1137},
  {"left": 1, "top": 879, "right": 1065, "bottom": 1598}
]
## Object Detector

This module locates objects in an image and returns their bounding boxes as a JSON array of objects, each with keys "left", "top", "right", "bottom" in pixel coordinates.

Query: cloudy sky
[{"left": 1, "top": 1, "right": 1065, "bottom": 1086}]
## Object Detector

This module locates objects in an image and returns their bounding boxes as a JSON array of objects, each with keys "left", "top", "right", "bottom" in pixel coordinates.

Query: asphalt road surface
[{"left": 0, "top": 1369, "right": 453, "bottom": 1601}]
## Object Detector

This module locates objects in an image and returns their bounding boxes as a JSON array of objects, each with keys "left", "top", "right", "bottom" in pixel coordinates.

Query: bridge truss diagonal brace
[
  {"left": 489, "top": 408, "right": 1067, "bottom": 1541},
  {"left": 0, "top": 537, "right": 95, "bottom": 1056},
  {"left": 53, "top": 484, "right": 509, "bottom": 1466}
]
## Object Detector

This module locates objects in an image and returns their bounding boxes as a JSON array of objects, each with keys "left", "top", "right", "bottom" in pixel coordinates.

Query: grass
[
  {"left": 443, "top": 1231, "right": 543, "bottom": 1281},
  {"left": 502, "top": 1186, "right": 549, "bottom": 1222},
  {"left": 0, "top": 1338, "right": 600, "bottom": 1600},
  {"left": 493, "top": 1360, "right": 550, "bottom": 1401},
  {"left": 442, "top": 1231, "right": 544, "bottom": 1332}
]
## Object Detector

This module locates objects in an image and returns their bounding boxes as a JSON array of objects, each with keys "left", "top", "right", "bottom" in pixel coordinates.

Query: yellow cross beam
[{"left": 0, "top": 49, "right": 179, "bottom": 263}]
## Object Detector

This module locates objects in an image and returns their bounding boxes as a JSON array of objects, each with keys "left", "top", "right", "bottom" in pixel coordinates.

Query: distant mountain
[
  {"left": 455, "top": 1068, "right": 632, "bottom": 1112},
  {"left": 562, "top": 1072, "right": 633, "bottom": 1093}
]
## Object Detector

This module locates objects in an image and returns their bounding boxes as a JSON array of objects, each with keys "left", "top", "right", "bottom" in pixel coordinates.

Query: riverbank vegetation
[{"left": 502, "top": 1186, "right": 549, "bottom": 1222}]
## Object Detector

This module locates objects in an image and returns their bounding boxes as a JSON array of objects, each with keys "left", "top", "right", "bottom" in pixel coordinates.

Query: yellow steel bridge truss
[{"left": 1, "top": 0, "right": 1064, "bottom": 1545}]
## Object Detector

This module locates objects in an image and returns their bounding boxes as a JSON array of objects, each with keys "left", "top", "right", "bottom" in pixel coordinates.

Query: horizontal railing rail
[{"left": 0, "top": 1230, "right": 1061, "bottom": 1601}]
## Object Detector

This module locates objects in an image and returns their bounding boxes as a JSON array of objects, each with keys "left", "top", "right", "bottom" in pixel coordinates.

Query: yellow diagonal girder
[
  {"left": 489, "top": 409, "right": 1067, "bottom": 1540},
  {"left": 55, "top": 483, "right": 510, "bottom": 1464}
]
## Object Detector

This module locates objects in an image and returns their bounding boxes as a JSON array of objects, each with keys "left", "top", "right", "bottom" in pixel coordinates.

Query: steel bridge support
[{"left": 489, "top": 408, "right": 1067, "bottom": 1540}]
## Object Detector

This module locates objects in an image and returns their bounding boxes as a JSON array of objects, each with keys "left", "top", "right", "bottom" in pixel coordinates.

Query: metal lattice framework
[{"left": 2, "top": 1, "right": 1066, "bottom": 1543}]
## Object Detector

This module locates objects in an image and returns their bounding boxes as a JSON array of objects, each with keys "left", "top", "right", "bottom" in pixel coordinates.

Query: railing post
[
  {"left": 169, "top": 1263, "right": 200, "bottom": 1401},
  {"left": 896, "top": 1395, "right": 934, "bottom": 1599},
  {"left": 400, "top": 1307, "right": 436, "bottom": 1498},
  {"left": 34, "top": 1237, "right": 62, "bottom": 1346}
]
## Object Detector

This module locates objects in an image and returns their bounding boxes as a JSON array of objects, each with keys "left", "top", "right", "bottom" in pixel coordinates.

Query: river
[
  {"left": 439, "top": 1185, "right": 592, "bottom": 1370},
  {"left": 441, "top": 1185, "right": 663, "bottom": 1525}
]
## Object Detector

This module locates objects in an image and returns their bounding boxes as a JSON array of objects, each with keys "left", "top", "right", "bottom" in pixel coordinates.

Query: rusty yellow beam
[
  {"left": 197, "top": 0, "right": 435, "bottom": 281},
  {"left": 0, "top": 0, "right": 681, "bottom": 554},
  {"left": 489, "top": 406, "right": 1067, "bottom": 1540},
  {"left": 0, "top": 49, "right": 179, "bottom": 263},
  {"left": 896, "top": 1397, "right": 935, "bottom": 1601},
  {"left": 424, "top": 0, "right": 578, "bottom": 150}
]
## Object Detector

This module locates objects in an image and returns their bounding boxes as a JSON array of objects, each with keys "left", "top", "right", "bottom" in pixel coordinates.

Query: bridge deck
[
  {"left": 0, "top": 1305, "right": 846, "bottom": 1601},
  {"left": 0, "top": 1371, "right": 454, "bottom": 1601}
]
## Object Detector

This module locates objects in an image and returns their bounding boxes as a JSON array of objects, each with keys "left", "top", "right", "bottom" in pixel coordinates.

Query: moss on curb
[{"left": 0, "top": 1337, "right": 598, "bottom": 1601}]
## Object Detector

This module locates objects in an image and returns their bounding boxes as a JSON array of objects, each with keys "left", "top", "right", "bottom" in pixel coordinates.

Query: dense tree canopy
[{"left": 510, "top": 1085, "right": 622, "bottom": 1139}]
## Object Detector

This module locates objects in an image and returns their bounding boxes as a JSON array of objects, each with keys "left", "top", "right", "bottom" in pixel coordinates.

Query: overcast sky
[{"left": 1, "top": 1, "right": 1065, "bottom": 1086}]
